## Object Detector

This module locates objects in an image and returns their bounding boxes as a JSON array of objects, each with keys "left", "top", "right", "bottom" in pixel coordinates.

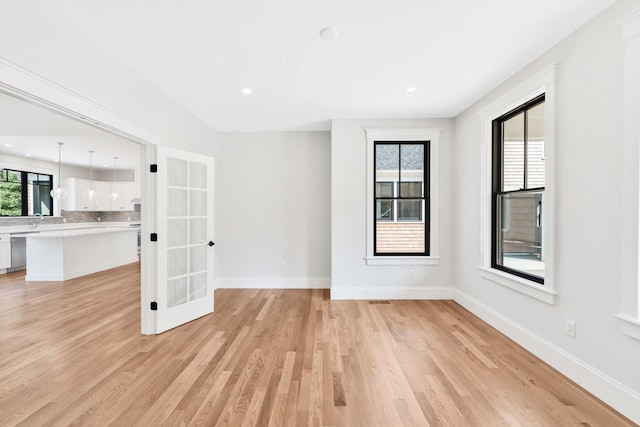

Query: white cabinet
[
  {"left": 94, "top": 181, "right": 111, "bottom": 211},
  {"left": 0, "top": 234, "right": 11, "bottom": 269},
  {"left": 64, "top": 178, "right": 94, "bottom": 211},
  {"left": 110, "top": 182, "right": 135, "bottom": 211},
  {"left": 63, "top": 178, "right": 137, "bottom": 212}
]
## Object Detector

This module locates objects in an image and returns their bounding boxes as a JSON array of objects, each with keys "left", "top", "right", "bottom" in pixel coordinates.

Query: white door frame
[{"left": 0, "top": 56, "right": 160, "bottom": 334}]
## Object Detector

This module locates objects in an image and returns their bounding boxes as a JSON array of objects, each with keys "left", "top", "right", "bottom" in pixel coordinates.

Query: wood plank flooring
[{"left": 0, "top": 263, "right": 635, "bottom": 426}]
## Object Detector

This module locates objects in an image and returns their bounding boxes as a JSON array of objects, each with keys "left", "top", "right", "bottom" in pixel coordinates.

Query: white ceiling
[
  {"left": 48, "top": 0, "right": 614, "bottom": 132},
  {"left": 0, "top": 94, "right": 141, "bottom": 170}
]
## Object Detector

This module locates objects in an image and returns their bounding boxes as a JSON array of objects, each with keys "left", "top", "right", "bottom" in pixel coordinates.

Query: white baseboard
[
  {"left": 453, "top": 289, "right": 640, "bottom": 425},
  {"left": 216, "top": 276, "right": 330, "bottom": 289},
  {"left": 331, "top": 286, "right": 454, "bottom": 300}
]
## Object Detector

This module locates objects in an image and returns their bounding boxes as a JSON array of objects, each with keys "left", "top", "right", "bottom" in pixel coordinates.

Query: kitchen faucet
[{"left": 32, "top": 213, "right": 43, "bottom": 229}]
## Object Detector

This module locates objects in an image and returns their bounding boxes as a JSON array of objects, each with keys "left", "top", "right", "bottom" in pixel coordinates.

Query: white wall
[
  {"left": 0, "top": 1, "right": 217, "bottom": 157},
  {"left": 215, "top": 132, "right": 331, "bottom": 288},
  {"left": 453, "top": 0, "right": 639, "bottom": 420},
  {"left": 1, "top": 153, "right": 91, "bottom": 181},
  {"left": 331, "top": 118, "right": 454, "bottom": 298}
]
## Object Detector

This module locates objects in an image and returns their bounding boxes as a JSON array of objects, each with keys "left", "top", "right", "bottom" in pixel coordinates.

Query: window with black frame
[
  {"left": 492, "top": 94, "right": 545, "bottom": 283},
  {"left": 0, "top": 169, "right": 53, "bottom": 217},
  {"left": 374, "top": 142, "right": 429, "bottom": 255}
]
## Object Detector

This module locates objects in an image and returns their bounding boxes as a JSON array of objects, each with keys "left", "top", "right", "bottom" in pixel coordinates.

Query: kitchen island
[{"left": 23, "top": 227, "right": 138, "bottom": 281}]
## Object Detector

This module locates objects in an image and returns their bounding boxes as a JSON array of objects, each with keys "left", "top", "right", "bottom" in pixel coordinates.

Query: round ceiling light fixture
[
  {"left": 319, "top": 27, "right": 339, "bottom": 40},
  {"left": 406, "top": 87, "right": 417, "bottom": 93},
  {"left": 242, "top": 88, "right": 253, "bottom": 95}
]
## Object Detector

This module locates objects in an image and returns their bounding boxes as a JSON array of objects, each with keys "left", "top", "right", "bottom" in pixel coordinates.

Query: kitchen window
[{"left": 0, "top": 168, "right": 53, "bottom": 216}]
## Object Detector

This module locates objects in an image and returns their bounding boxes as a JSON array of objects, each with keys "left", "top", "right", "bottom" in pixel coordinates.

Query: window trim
[
  {"left": 365, "top": 128, "right": 441, "bottom": 266},
  {"left": 477, "top": 64, "right": 558, "bottom": 304},
  {"left": 491, "top": 94, "right": 546, "bottom": 284},
  {"left": 615, "top": 7, "right": 640, "bottom": 340}
]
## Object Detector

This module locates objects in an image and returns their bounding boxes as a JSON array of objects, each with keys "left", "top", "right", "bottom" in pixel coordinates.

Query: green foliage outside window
[{"left": 0, "top": 170, "right": 22, "bottom": 216}]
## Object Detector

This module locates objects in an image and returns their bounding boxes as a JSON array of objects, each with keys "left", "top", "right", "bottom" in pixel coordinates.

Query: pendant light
[
  {"left": 50, "top": 142, "right": 68, "bottom": 199},
  {"left": 83, "top": 150, "right": 99, "bottom": 201},
  {"left": 109, "top": 157, "right": 119, "bottom": 202}
]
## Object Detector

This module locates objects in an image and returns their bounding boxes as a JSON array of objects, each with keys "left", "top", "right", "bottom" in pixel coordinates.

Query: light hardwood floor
[{"left": 0, "top": 263, "right": 635, "bottom": 426}]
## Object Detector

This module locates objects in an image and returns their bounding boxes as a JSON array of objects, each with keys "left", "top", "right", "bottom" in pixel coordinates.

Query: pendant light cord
[
  {"left": 57, "top": 143, "right": 62, "bottom": 179},
  {"left": 89, "top": 150, "right": 95, "bottom": 190}
]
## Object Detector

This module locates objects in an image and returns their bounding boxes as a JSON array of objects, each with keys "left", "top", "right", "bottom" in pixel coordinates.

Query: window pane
[
  {"left": 399, "top": 182, "right": 422, "bottom": 198},
  {"left": 167, "top": 277, "right": 188, "bottom": 308},
  {"left": 167, "top": 158, "right": 188, "bottom": 187},
  {"left": 27, "top": 173, "right": 52, "bottom": 216},
  {"left": 496, "top": 191, "right": 544, "bottom": 279},
  {"left": 502, "top": 112, "right": 525, "bottom": 192},
  {"left": 189, "top": 272, "right": 207, "bottom": 301},
  {"left": 376, "top": 200, "right": 393, "bottom": 221},
  {"left": 376, "top": 182, "right": 393, "bottom": 198},
  {"left": 0, "top": 170, "right": 22, "bottom": 216},
  {"left": 397, "top": 200, "right": 422, "bottom": 221},
  {"left": 189, "top": 161, "right": 207, "bottom": 189},
  {"left": 376, "top": 222, "right": 425, "bottom": 253},
  {"left": 526, "top": 102, "right": 545, "bottom": 188},
  {"left": 376, "top": 144, "right": 399, "bottom": 171},
  {"left": 400, "top": 144, "right": 424, "bottom": 170},
  {"left": 376, "top": 145, "right": 400, "bottom": 192}
]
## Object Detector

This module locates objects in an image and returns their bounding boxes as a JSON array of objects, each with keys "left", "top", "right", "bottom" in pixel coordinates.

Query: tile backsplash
[{"left": 0, "top": 207, "right": 141, "bottom": 226}]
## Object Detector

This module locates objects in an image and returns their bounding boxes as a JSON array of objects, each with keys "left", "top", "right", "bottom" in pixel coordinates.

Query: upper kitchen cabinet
[
  {"left": 64, "top": 178, "right": 95, "bottom": 211},
  {"left": 63, "top": 178, "right": 136, "bottom": 211},
  {"left": 110, "top": 182, "right": 135, "bottom": 211}
]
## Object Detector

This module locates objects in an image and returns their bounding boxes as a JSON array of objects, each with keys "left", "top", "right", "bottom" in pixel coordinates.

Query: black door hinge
[
  {"left": 150, "top": 301, "right": 158, "bottom": 311},
  {"left": 150, "top": 233, "right": 158, "bottom": 242},
  {"left": 150, "top": 164, "right": 158, "bottom": 173}
]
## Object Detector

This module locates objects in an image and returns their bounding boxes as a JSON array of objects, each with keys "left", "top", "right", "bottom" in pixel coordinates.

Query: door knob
[{"left": 208, "top": 241, "right": 215, "bottom": 247}]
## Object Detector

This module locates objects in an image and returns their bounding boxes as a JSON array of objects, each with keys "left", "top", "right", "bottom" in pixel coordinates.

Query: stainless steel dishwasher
[{"left": 9, "top": 236, "right": 27, "bottom": 272}]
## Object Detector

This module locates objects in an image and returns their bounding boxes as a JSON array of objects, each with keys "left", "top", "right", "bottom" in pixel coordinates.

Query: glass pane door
[{"left": 156, "top": 146, "right": 214, "bottom": 333}]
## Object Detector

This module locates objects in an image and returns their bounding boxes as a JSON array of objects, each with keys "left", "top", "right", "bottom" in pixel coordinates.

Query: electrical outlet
[
  {"left": 565, "top": 319, "right": 576, "bottom": 338},
  {"left": 410, "top": 269, "right": 416, "bottom": 278},
  {"left": 281, "top": 261, "right": 287, "bottom": 270}
]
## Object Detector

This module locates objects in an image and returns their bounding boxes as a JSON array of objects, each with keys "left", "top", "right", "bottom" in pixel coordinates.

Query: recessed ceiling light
[
  {"left": 242, "top": 88, "right": 252, "bottom": 95},
  {"left": 4, "top": 144, "right": 13, "bottom": 147},
  {"left": 319, "top": 27, "right": 338, "bottom": 40},
  {"left": 406, "top": 87, "right": 417, "bottom": 93},
  {"left": 103, "top": 165, "right": 109, "bottom": 168},
  {"left": 25, "top": 153, "right": 31, "bottom": 157}
]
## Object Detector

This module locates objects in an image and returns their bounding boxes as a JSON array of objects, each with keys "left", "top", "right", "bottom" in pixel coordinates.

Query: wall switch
[
  {"left": 62, "top": 217, "right": 67, "bottom": 223},
  {"left": 97, "top": 217, "right": 101, "bottom": 222},
  {"left": 128, "top": 217, "right": 131, "bottom": 222},
  {"left": 565, "top": 319, "right": 576, "bottom": 338}
]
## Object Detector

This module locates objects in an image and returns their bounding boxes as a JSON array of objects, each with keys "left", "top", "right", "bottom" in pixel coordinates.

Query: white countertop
[
  {"left": 1, "top": 222, "right": 140, "bottom": 234},
  {"left": 17, "top": 227, "right": 138, "bottom": 238}
]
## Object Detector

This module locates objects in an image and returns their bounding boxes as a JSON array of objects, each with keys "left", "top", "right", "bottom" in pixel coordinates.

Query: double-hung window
[
  {"left": 374, "top": 142, "right": 429, "bottom": 256},
  {"left": 491, "top": 94, "right": 545, "bottom": 283}
]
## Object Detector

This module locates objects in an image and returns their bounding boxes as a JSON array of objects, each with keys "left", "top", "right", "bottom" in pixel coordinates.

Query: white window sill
[
  {"left": 614, "top": 314, "right": 640, "bottom": 341},
  {"left": 478, "top": 266, "right": 556, "bottom": 305},
  {"left": 365, "top": 256, "right": 440, "bottom": 266}
]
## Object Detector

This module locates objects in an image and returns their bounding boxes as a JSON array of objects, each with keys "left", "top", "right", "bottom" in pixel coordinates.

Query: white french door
[{"left": 155, "top": 146, "right": 214, "bottom": 333}]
